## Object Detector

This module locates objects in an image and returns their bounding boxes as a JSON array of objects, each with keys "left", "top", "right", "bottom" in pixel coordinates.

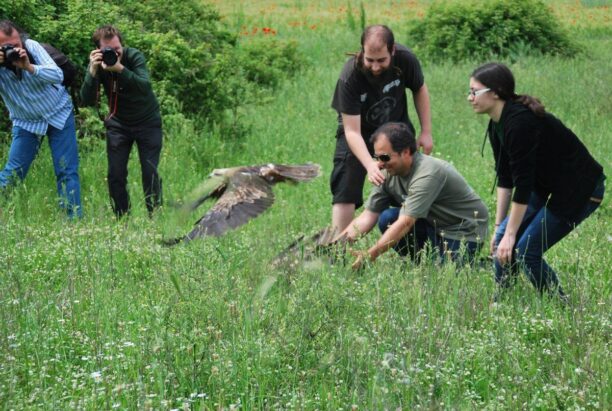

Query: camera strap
[
  {"left": 106, "top": 74, "right": 119, "bottom": 120},
  {"left": 96, "top": 73, "right": 118, "bottom": 122}
]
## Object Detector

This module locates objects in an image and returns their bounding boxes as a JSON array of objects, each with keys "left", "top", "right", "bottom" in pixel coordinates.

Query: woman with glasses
[{"left": 468, "top": 62, "right": 605, "bottom": 301}]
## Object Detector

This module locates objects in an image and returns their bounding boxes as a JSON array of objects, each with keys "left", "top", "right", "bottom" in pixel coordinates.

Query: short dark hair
[
  {"left": 0, "top": 20, "right": 21, "bottom": 37},
  {"left": 92, "top": 25, "right": 123, "bottom": 48},
  {"left": 361, "top": 25, "right": 395, "bottom": 54},
  {"left": 370, "top": 122, "right": 416, "bottom": 154}
]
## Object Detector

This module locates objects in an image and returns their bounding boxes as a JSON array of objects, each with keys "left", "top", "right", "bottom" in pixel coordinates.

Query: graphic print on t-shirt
[{"left": 365, "top": 96, "right": 396, "bottom": 127}]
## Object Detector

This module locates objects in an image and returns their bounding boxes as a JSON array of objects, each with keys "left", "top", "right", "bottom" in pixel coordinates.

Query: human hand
[
  {"left": 417, "top": 132, "right": 433, "bottom": 155},
  {"left": 349, "top": 249, "right": 371, "bottom": 271},
  {"left": 88, "top": 49, "right": 102, "bottom": 76},
  {"left": 366, "top": 161, "right": 385, "bottom": 186},
  {"left": 10, "top": 47, "right": 33, "bottom": 72},
  {"left": 102, "top": 60, "right": 123, "bottom": 73},
  {"left": 495, "top": 233, "right": 516, "bottom": 265},
  {"left": 489, "top": 233, "right": 497, "bottom": 256}
]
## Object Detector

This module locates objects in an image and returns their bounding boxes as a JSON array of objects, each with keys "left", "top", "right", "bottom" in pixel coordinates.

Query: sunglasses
[{"left": 372, "top": 153, "right": 393, "bottom": 162}]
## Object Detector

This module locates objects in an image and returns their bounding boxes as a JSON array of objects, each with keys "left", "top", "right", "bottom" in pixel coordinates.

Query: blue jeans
[
  {"left": 493, "top": 176, "right": 605, "bottom": 293},
  {"left": 378, "top": 207, "right": 480, "bottom": 263},
  {"left": 0, "top": 112, "right": 82, "bottom": 218}
]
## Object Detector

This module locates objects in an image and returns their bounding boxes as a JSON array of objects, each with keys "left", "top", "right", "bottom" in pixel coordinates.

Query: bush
[
  {"left": 0, "top": 0, "right": 307, "bottom": 143},
  {"left": 236, "top": 38, "right": 303, "bottom": 89},
  {"left": 407, "top": 0, "right": 578, "bottom": 62}
]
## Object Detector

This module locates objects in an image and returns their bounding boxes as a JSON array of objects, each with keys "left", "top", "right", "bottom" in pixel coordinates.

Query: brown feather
[
  {"left": 163, "top": 163, "right": 321, "bottom": 245},
  {"left": 187, "top": 174, "right": 274, "bottom": 238}
]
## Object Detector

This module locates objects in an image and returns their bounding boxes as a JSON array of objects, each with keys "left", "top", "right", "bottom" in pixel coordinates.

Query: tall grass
[{"left": 0, "top": 1, "right": 610, "bottom": 409}]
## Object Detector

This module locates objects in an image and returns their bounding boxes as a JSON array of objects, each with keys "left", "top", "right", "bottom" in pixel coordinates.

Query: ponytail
[{"left": 514, "top": 94, "right": 546, "bottom": 116}]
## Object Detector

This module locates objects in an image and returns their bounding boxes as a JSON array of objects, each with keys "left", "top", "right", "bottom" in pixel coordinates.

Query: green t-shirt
[{"left": 365, "top": 153, "right": 489, "bottom": 242}]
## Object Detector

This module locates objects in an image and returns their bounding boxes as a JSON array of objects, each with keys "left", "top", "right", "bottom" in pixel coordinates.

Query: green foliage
[
  {"left": 236, "top": 38, "right": 303, "bottom": 89},
  {"left": 407, "top": 0, "right": 578, "bottom": 62},
  {"left": 0, "top": 0, "right": 306, "bottom": 140},
  {"left": 0, "top": 1, "right": 611, "bottom": 409},
  {"left": 345, "top": 1, "right": 366, "bottom": 32},
  {"left": 580, "top": 0, "right": 611, "bottom": 6},
  {"left": 359, "top": 1, "right": 367, "bottom": 32},
  {"left": 346, "top": 2, "right": 357, "bottom": 31},
  {"left": 0, "top": 1, "right": 55, "bottom": 33}
]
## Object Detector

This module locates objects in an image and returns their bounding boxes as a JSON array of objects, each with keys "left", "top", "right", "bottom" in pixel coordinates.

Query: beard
[{"left": 364, "top": 65, "right": 394, "bottom": 86}]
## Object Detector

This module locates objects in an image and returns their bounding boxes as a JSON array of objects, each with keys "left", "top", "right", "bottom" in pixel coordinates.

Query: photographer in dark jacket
[{"left": 80, "top": 25, "right": 162, "bottom": 217}]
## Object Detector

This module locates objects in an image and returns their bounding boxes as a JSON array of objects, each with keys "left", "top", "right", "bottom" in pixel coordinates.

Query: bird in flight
[{"left": 164, "top": 163, "right": 321, "bottom": 245}]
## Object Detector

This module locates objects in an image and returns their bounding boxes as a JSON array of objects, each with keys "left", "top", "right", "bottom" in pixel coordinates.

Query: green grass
[{"left": 1, "top": 1, "right": 611, "bottom": 409}]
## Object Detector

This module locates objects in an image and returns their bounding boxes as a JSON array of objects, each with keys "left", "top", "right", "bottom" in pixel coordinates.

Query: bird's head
[{"left": 210, "top": 168, "right": 231, "bottom": 177}]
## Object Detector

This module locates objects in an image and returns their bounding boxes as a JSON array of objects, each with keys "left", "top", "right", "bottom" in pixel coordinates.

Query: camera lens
[
  {"left": 2, "top": 45, "right": 20, "bottom": 65},
  {"left": 5, "top": 48, "right": 20, "bottom": 62},
  {"left": 101, "top": 47, "right": 118, "bottom": 66}
]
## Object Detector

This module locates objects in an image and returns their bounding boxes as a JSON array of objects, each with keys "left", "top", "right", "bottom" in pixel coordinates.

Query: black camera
[
  {"left": 1, "top": 44, "right": 21, "bottom": 67},
  {"left": 101, "top": 47, "right": 118, "bottom": 66}
]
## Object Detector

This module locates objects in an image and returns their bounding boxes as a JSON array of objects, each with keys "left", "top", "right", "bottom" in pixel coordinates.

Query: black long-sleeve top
[{"left": 488, "top": 100, "right": 603, "bottom": 220}]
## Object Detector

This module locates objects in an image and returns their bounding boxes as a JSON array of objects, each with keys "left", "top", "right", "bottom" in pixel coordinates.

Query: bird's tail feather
[{"left": 270, "top": 163, "right": 321, "bottom": 183}]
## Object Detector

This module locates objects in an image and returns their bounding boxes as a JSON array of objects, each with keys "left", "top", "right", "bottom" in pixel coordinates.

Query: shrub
[
  {"left": 236, "top": 38, "right": 303, "bottom": 89},
  {"left": 0, "top": 0, "right": 306, "bottom": 142},
  {"left": 407, "top": 0, "right": 578, "bottom": 62}
]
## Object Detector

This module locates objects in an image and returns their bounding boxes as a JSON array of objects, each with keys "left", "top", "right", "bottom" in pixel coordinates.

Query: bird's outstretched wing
[
  {"left": 179, "top": 174, "right": 227, "bottom": 213},
  {"left": 270, "top": 226, "right": 348, "bottom": 270},
  {"left": 253, "top": 163, "right": 321, "bottom": 184},
  {"left": 180, "top": 172, "right": 275, "bottom": 242},
  {"left": 163, "top": 163, "right": 322, "bottom": 246}
]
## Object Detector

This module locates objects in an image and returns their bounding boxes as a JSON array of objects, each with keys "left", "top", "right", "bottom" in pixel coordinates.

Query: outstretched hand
[
  {"left": 495, "top": 233, "right": 516, "bottom": 265},
  {"left": 349, "top": 249, "right": 371, "bottom": 271}
]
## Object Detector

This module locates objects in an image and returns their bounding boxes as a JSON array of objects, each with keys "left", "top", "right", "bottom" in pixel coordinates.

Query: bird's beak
[{"left": 210, "top": 168, "right": 229, "bottom": 177}]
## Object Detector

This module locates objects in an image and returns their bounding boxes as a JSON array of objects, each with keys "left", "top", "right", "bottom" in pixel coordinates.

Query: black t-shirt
[{"left": 331, "top": 44, "right": 424, "bottom": 145}]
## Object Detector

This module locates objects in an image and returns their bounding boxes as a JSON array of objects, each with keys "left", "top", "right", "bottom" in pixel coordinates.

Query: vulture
[{"left": 164, "top": 163, "right": 321, "bottom": 245}]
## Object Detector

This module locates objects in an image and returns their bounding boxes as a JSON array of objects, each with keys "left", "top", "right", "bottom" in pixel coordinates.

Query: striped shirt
[{"left": 0, "top": 39, "right": 73, "bottom": 135}]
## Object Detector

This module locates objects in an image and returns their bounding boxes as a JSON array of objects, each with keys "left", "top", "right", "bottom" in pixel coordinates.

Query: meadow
[{"left": 0, "top": 0, "right": 610, "bottom": 409}]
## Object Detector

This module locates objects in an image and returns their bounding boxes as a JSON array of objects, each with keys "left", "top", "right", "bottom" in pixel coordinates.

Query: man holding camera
[
  {"left": 80, "top": 25, "right": 162, "bottom": 217},
  {"left": 0, "top": 20, "right": 82, "bottom": 218}
]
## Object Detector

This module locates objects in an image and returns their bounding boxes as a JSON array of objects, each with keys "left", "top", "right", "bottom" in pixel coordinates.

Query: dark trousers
[{"left": 105, "top": 117, "right": 163, "bottom": 216}]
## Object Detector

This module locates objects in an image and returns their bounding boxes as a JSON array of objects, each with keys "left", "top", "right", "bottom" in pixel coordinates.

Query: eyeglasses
[
  {"left": 373, "top": 153, "right": 394, "bottom": 162},
  {"left": 468, "top": 88, "right": 491, "bottom": 98}
]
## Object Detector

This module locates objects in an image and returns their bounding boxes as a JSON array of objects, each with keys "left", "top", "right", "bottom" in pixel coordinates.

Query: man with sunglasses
[
  {"left": 330, "top": 25, "right": 433, "bottom": 234},
  {"left": 337, "top": 122, "right": 488, "bottom": 270}
]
